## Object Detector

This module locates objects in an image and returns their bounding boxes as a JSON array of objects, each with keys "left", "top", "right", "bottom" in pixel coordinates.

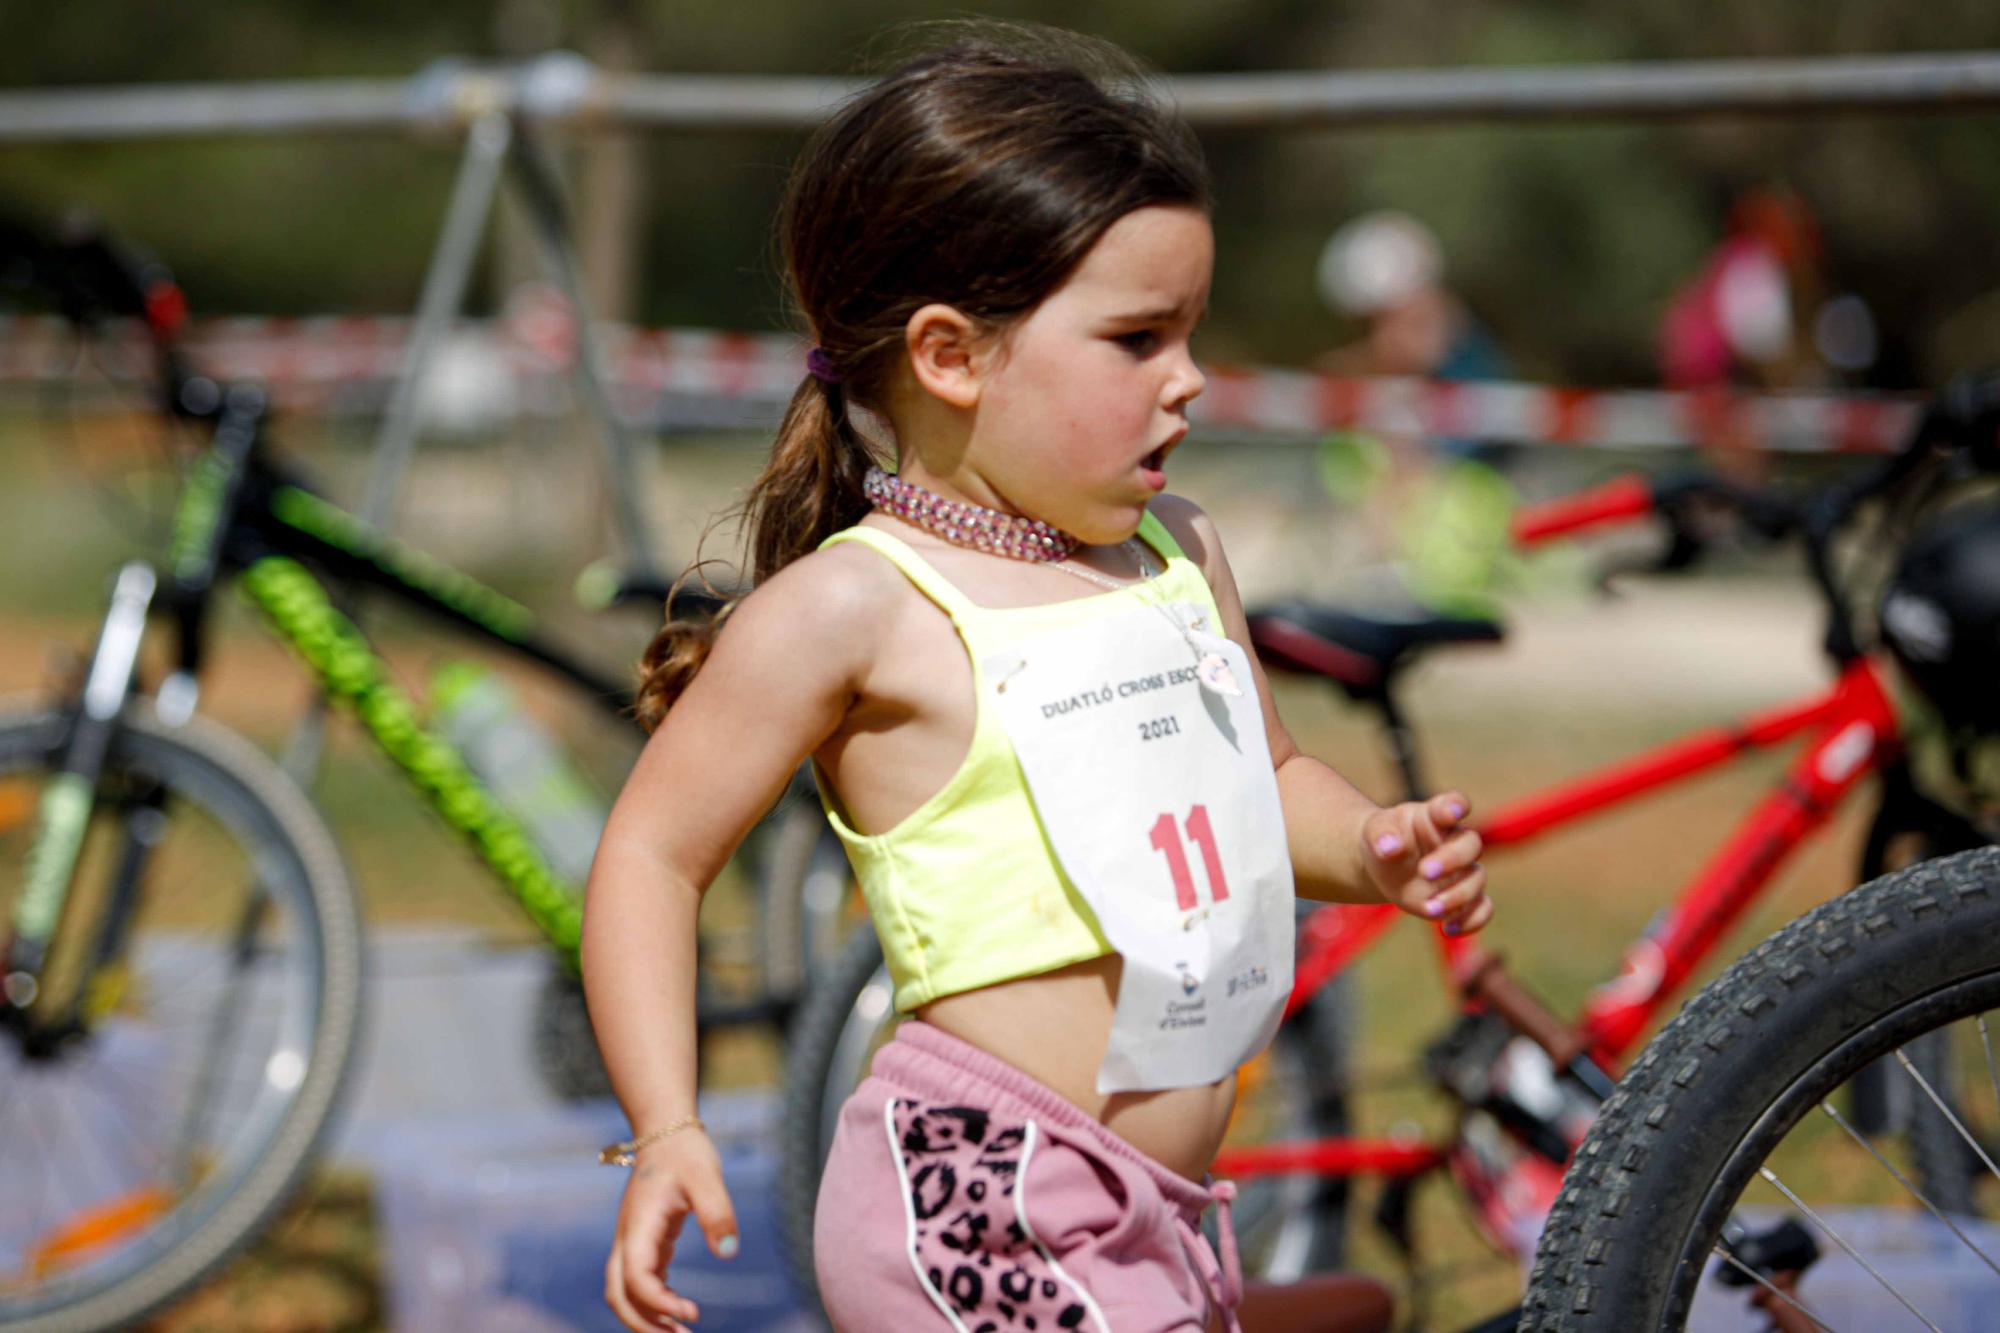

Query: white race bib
[{"left": 986, "top": 601, "right": 1294, "bottom": 1093}]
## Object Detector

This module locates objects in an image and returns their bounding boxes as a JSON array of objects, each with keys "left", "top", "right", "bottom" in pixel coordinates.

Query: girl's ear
[{"left": 904, "top": 303, "right": 985, "bottom": 409}]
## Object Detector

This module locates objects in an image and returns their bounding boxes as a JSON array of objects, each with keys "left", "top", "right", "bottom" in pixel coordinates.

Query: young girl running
[{"left": 585, "top": 29, "right": 1490, "bottom": 1333}]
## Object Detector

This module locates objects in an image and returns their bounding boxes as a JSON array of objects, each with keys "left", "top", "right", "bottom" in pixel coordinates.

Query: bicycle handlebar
[
  {"left": 1515, "top": 372, "right": 2000, "bottom": 662},
  {"left": 1512, "top": 469, "right": 1795, "bottom": 584},
  {"left": 1826, "top": 370, "right": 2000, "bottom": 519},
  {"left": 1513, "top": 373, "right": 2000, "bottom": 561},
  {"left": 1510, "top": 474, "right": 1656, "bottom": 547},
  {"left": 0, "top": 214, "right": 203, "bottom": 424}
]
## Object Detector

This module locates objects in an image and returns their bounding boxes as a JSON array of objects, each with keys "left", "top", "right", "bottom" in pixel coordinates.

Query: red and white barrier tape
[
  {"left": 1200, "top": 365, "right": 1919, "bottom": 454},
  {"left": 0, "top": 312, "right": 1920, "bottom": 453}
]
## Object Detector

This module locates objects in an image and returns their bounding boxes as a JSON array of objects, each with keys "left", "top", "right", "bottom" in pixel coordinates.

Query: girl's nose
[{"left": 1169, "top": 349, "right": 1205, "bottom": 407}]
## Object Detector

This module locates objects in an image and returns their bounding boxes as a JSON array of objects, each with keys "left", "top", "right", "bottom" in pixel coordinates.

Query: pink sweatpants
[{"left": 814, "top": 1020, "right": 1244, "bottom": 1333}]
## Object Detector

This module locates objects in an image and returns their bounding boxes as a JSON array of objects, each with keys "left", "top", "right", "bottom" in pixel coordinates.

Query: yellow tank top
[{"left": 815, "top": 511, "right": 1223, "bottom": 1013}]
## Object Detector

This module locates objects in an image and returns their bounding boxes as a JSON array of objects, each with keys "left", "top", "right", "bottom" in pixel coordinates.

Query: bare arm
[
  {"left": 583, "top": 548, "right": 879, "bottom": 1330},
  {"left": 1151, "top": 495, "right": 1491, "bottom": 930}
]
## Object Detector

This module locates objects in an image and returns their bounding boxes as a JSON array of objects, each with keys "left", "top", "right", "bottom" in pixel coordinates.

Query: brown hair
[{"left": 635, "top": 24, "right": 1210, "bottom": 731}]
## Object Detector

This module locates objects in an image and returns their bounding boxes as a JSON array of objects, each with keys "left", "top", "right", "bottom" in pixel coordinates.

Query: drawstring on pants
[
  {"left": 1178, "top": 1177, "right": 1244, "bottom": 1333},
  {"left": 1211, "top": 1179, "right": 1243, "bottom": 1313}
]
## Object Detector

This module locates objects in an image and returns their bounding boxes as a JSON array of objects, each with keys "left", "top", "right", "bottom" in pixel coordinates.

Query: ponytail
[
  {"left": 631, "top": 374, "right": 878, "bottom": 732},
  {"left": 631, "top": 584, "right": 730, "bottom": 735},
  {"left": 742, "top": 375, "right": 882, "bottom": 585}
]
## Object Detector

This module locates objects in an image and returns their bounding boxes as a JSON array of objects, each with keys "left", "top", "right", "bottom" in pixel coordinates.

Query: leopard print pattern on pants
[{"left": 891, "top": 1099, "right": 1096, "bottom": 1332}]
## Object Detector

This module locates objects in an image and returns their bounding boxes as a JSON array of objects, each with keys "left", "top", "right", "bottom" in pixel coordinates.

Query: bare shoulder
[
  {"left": 708, "top": 540, "right": 910, "bottom": 674},
  {"left": 1146, "top": 492, "right": 1228, "bottom": 586}
]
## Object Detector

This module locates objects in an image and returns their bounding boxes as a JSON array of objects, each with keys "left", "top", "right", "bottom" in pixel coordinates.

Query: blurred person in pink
[
  {"left": 1659, "top": 187, "right": 1830, "bottom": 391},
  {"left": 1657, "top": 187, "right": 1879, "bottom": 480}
]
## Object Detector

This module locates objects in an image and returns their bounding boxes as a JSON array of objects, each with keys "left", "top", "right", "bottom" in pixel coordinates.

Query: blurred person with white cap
[
  {"left": 1310, "top": 211, "right": 1522, "bottom": 616},
  {"left": 1313, "top": 209, "right": 1510, "bottom": 393},
  {"left": 1656, "top": 186, "right": 1879, "bottom": 484}
]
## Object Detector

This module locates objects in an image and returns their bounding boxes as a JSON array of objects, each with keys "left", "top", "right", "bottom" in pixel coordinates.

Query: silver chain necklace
[{"left": 1049, "top": 542, "right": 1243, "bottom": 697}]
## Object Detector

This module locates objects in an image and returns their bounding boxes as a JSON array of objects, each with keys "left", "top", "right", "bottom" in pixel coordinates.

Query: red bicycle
[
  {"left": 776, "top": 383, "right": 1997, "bottom": 1328},
  {"left": 1217, "top": 379, "right": 1998, "bottom": 1325}
]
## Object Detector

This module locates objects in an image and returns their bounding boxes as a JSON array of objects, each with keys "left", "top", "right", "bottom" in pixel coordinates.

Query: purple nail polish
[
  {"left": 1421, "top": 859, "right": 1441, "bottom": 881},
  {"left": 1444, "top": 921, "right": 1462, "bottom": 936},
  {"left": 1375, "top": 834, "right": 1402, "bottom": 857},
  {"left": 1424, "top": 898, "right": 1444, "bottom": 918},
  {"left": 1448, "top": 801, "right": 1467, "bottom": 821}
]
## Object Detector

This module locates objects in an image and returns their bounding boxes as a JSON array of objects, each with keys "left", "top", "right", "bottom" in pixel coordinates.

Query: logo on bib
[{"left": 1226, "top": 964, "right": 1271, "bottom": 998}]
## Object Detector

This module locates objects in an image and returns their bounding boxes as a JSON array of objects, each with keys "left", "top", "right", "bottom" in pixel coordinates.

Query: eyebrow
[{"left": 1113, "top": 301, "right": 1209, "bottom": 323}]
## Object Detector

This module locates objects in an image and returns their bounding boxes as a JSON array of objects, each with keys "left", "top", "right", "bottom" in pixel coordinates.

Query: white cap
[{"left": 1317, "top": 210, "right": 1443, "bottom": 315}]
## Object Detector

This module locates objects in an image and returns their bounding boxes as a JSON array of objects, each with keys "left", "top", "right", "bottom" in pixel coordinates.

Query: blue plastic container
[
  {"left": 361, "top": 1092, "right": 812, "bottom": 1332},
  {"left": 1684, "top": 1206, "right": 2000, "bottom": 1331}
]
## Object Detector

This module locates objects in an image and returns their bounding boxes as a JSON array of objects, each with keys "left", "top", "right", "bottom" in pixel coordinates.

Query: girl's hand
[
  {"left": 1361, "top": 791, "right": 1491, "bottom": 936},
  {"left": 604, "top": 1128, "right": 739, "bottom": 1332}
]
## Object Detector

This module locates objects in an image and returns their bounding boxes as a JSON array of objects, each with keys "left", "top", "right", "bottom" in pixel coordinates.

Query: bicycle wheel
[
  {"left": 1523, "top": 846, "right": 2000, "bottom": 1332},
  {"left": 0, "top": 704, "right": 363, "bottom": 1332},
  {"left": 1222, "top": 978, "right": 1356, "bottom": 1280},
  {"left": 1843, "top": 783, "right": 1995, "bottom": 1217},
  {"left": 752, "top": 780, "right": 856, "bottom": 1003},
  {"left": 528, "top": 785, "right": 846, "bottom": 1104},
  {"left": 776, "top": 922, "right": 895, "bottom": 1306},
  {"left": 775, "top": 924, "right": 1354, "bottom": 1307}
]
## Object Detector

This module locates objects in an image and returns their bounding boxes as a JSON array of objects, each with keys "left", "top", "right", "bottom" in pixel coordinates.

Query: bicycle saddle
[
  {"left": 1247, "top": 600, "right": 1504, "bottom": 692},
  {"left": 574, "top": 561, "right": 735, "bottom": 619},
  {"left": 1714, "top": 1215, "right": 1820, "bottom": 1287}
]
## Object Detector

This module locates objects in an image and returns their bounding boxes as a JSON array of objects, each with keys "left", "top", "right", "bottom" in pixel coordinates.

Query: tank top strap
[
  {"left": 818, "top": 525, "right": 978, "bottom": 621},
  {"left": 1133, "top": 508, "right": 1189, "bottom": 568}
]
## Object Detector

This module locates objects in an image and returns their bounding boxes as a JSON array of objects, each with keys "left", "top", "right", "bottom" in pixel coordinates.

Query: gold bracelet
[{"left": 599, "top": 1115, "right": 704, "bottom": 1166}]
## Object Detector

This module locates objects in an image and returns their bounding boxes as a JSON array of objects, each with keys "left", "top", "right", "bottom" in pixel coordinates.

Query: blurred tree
[{"left": 0, "top": 0, "right": 1995, "bottom": 385}]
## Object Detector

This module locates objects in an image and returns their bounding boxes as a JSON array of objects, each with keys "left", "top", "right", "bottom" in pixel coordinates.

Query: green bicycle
[{"left": 0, "top": 220, "right": 832, "bottom": 1330}]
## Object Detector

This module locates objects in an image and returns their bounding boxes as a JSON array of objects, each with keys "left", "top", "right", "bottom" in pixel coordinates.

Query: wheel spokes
[
  {"left": 1895, "top": 1046, "right": 2000, "bottom": 1191},
  {"left": 1755, "top": 1165, "right": 1944, "bottom": 1332},
  {"left": 1817, "top": 1098, "right": 2000, "bottom": 1278}
]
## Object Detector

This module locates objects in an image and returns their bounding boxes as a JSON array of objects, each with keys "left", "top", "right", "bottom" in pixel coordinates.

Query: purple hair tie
[{"left": 806, "top": 346, "right": 843, "bottom": 385}]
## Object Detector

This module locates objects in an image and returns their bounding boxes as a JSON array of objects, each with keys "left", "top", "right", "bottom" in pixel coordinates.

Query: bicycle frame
[
  {"left": 1217, "top": 531, "right": 1905, "bottom": 1188},
  {"left": 5, "top": 397, "right": 638, "bottom": 1011},
  {"left": 225, "top": 444, "right": 648, "bottom": 967}
]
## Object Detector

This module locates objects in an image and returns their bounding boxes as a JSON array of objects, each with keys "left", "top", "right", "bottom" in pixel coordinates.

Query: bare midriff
[
  {"left": 917, "top": 953, "right": 1237, "bottom": 1182},
  {"left": 827, "top": 514, "right": 1242, "bottom": 1184}
]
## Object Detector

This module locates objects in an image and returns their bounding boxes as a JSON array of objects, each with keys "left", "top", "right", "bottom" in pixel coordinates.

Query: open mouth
[{"left": 1143, "top": 446, "right": 1166, "bottom": 471}]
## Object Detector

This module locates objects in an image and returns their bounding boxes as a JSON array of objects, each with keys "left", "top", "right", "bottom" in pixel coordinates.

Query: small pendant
[{"left": 1197, "top": 653, "right": 1242, "bottom": 697}]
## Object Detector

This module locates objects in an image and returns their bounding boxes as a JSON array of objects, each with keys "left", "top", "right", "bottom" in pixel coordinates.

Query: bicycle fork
[{"left": 2, "top": 561, "right": 158, "bottom": 1050}]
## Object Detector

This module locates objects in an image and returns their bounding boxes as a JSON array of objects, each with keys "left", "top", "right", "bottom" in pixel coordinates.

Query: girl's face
[{"left": 969, "top": 205, "right": 1211, "bottom": 545}]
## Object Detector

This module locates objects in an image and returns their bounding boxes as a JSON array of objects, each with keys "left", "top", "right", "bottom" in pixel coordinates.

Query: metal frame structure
[
  {"left": 2, "top": 51, "right": 1999, "bottom": 140},
  {"left": 265, "top": 102, "right": 667, "bottom": 783}
]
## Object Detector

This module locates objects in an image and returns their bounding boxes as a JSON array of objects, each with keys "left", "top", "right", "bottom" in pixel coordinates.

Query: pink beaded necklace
[
  {"left": 862, "top": 466, "right": 1242, "bottom": 696},
  {"left": 862, "top": 466, "right": 1080, "bottom": 563}
]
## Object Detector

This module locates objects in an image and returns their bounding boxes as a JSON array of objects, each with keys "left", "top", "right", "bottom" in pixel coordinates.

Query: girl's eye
[{"left": 1114, "top": 330, "right": 1158, "bottom": 354}]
